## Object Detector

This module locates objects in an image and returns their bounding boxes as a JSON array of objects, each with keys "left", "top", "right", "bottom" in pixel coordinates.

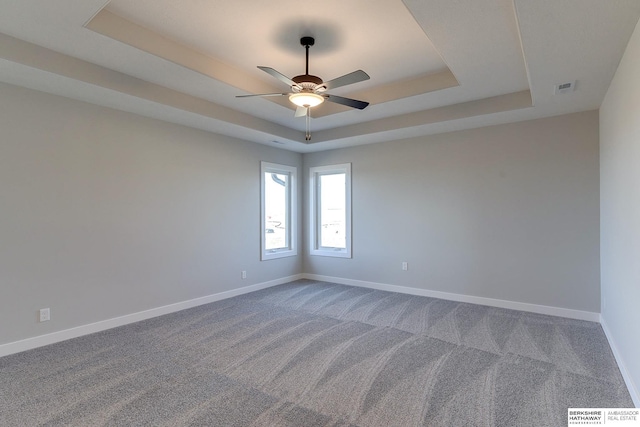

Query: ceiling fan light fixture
[{"left": 289, "top": 92, "right": 324, "bottom": 108}]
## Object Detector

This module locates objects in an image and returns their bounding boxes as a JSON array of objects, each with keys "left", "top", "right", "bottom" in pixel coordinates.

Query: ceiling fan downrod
[{"left": 301, "top": 36, "right": 314, "bottom": 76}]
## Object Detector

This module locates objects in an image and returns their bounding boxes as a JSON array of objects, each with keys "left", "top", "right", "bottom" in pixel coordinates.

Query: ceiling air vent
[{"left": 554, "top": 81, "right": 576, "bottom": 95}]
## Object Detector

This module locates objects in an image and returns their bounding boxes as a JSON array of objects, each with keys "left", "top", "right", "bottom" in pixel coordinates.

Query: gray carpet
[{"left": 0, "top": 279, "right": 633, "bottom": 426}]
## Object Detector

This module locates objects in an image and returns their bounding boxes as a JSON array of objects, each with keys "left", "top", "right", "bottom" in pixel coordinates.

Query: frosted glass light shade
[{"left": 289, "top": 92, "right": 324, "bottom": 108}]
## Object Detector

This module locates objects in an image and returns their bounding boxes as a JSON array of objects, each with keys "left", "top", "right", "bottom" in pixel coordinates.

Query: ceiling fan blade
[
  {"left": 322, "top": 70, "right": 370, "bottom": 90},
  {"left": 235, "top": 93, "right": 288, "bottom": 98},
  {"left": 257, "top": 66, "right": 298, "bottom": 88},
  {"left": 324, "top": 94, "right": 369, "bottom": 110},
  {"left": 294, "top": 106, "right": 308, "bottom": 117}
]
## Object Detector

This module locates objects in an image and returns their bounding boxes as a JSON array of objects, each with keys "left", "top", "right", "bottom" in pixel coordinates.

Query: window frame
[
  {"left": 260, "top": 161, "right": 297, "bottom": 261},
  {"left": 309, "top": 163, "right": 352, "bottom": 258}
]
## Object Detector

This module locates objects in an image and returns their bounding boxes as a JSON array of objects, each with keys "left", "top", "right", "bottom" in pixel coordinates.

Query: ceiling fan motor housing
[{"left": 293, "top": 74, "right": 323, "bottom": 87}]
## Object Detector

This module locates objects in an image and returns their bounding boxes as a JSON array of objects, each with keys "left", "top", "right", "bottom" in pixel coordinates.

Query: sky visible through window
[{"left": 319, "top": 173, "right": 346, "bottom": 249}]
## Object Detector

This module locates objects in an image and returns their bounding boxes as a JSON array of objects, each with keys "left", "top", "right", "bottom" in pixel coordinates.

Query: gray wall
[
  {"left": 304, "top": 111, "right": 600, "bottom": 312},
  {"left": 0, "top": 83, "right": 302, "bottom": 345},
  {"left": 600, "top": 18, "right": 640, "bottom": 404},
  {"left": 0, "top": 81, "right": 604, "bottom": 349}
]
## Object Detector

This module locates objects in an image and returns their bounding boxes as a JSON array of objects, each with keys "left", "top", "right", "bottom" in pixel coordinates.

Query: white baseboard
[
  {"left": 0, "top": 272, "right": 603, "bottom": 359},
  {"left": 0, "top": 274, "right": 303, "bottom": 358},
  {"left": 3, "top": 273, "right": 632, "bottom": 404},
  {"left": 600, "top": 317, "right": 640, "bottom": 407},
  {"left": 302, "top": 274, "right": 601, "bottom": 322}
]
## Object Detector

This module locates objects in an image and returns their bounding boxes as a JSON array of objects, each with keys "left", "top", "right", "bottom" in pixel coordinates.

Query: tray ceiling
[{"left": 0, "top": 0, "right": 639, "bottom": 152}]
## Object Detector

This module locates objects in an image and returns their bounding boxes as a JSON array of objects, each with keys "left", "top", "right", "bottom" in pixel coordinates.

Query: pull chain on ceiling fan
[{"left": 236, "top": 37, "right": 370, "bottom": 141}]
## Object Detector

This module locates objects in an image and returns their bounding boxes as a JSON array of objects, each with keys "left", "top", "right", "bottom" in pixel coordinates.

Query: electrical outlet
[
  {"left": 402, "top": 262, "right": 408, "bottom": 271},
  {"left": 39, "top": 308, "right": 50, "bottom": 322},
  {"left": 241, "top": 270, "right": 247, "bottom": 279}
]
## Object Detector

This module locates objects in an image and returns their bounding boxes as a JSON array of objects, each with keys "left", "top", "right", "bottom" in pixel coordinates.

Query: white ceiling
[{"left": 0, "top": 0, "right": 639, "bottom": 153}]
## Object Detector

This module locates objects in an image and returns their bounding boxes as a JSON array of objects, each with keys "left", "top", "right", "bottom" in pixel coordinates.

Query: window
[
  {"left": 261, "top": 162, "right": 297, "bottom": 260},
  {"left": 309, "top": 163, "right": 352, "bottom": 258}
]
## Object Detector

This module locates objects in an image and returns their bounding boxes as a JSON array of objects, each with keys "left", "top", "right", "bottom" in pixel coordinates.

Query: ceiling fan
[{"left": 236, "top": 36, "right": 370, "bottom": 141}]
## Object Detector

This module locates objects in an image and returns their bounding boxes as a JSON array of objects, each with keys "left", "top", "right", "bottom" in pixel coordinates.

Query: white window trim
[
  {"left": 309, "top": 163, "right": 352, "bottom": 258},
  {"left": 261, "top": 162, "right": 297, "bottom": 260}
]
